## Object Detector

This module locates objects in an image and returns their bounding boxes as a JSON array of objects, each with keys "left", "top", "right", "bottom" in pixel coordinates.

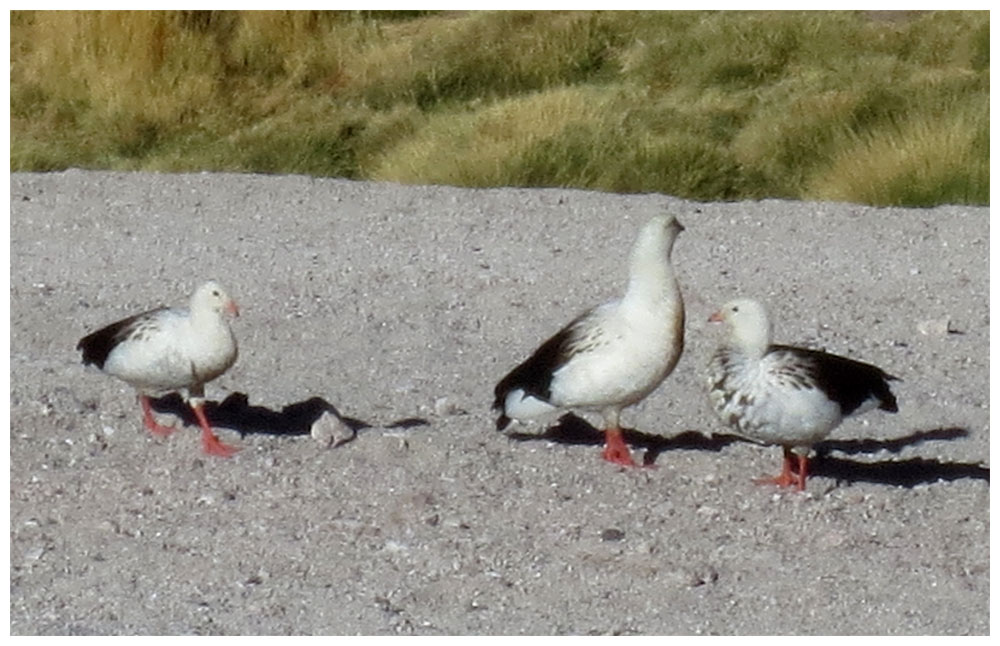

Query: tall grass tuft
[
  {"left": 345, "top": 11, "right": 622, "bottom": 110},
  {"left": 806, "top": 102, "right": 989, "bottom": 206}
]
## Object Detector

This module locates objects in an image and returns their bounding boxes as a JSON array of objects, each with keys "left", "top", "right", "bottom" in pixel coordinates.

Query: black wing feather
[
  {"left": 493, "top": 317, "right": 583, "bottom": 414},
  {"left": 770, "top": 344, "right": 899, "bottom": 415},
  {"left": 76, "top": 308, "right": 162, "bottom": 369}
]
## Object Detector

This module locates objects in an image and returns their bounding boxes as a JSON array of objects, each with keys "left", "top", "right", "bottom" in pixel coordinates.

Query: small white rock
[
  {"left": 917, "top": 317, "right": 951, "bottom": 336},
  {"left": 434, "top": 397, "right": 454, "bottom": 417},
  {"left": 383, "top": 540, "right": 409, "bottom": 553},
  {"left": 310, "top": 411, "right": 355, "bottom": 448}
]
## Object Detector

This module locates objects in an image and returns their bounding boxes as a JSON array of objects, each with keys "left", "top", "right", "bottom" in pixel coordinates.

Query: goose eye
[{"left": 212, "top": 290, "right": 220, "bottom": 297}]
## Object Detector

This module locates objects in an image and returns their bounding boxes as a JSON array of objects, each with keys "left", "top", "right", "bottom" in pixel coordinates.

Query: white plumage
[
  {"left": 77, "top": 280, "right": 241, "bottom": 457},
  {"left": 707, "top": 298, "right": 898, "bottom": 490},
  {"left": 494, "top": 214, "right": 686, "bottom": 467}
]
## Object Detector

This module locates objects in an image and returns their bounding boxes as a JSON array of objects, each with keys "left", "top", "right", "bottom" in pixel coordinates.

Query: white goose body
[
  {"left": 100, "top": 300, "right": 238, "bottom": 398},
  {"left": 504, "top": 299, "right": 681, "bottom": 417},
  {"left": 709, "top": 347, "right": 848, "bottom": 448},
  {"left": 707, "top": 298, "right": 898, "bottom": 490},
  {"left": 495, "top": 214, "right": 686, "bottom": 467},
  {"left": 78, "top": 280, "right": 241, "bottom": 457}
]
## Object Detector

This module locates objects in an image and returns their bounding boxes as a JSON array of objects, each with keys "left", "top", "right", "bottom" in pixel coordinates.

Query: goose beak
[
  {"left": 226, "top": 300, "right": 240, "bottom": 317},
  {"left": 708, "top": 310, "right": 723, "bottom": 323}
]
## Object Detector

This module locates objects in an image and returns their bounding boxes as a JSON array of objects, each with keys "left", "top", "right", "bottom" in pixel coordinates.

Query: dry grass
[
  {"left": 806, "top": 103, "right": 989, "bottom": 206},
  {"left": 368, "top": 86, "right": 617, "bottom": 186},
  {"left": 10, "top": 10, "right": 989, "bottom": 206}
]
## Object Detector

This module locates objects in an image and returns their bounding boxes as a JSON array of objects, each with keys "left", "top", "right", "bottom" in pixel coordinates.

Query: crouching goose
[
  {"left": 77, "top": 280, "right": 241, "bottom": 457},
  {"left": 707, "top": 298, "right": 899, "bottom": 491},
  {"left": 494, "top": 214, "right": 686, "bottom": 467}
]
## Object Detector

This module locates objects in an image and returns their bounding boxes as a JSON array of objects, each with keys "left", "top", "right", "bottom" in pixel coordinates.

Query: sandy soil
[{"left": 9, "top": 170, "right": 989, "bottom": 635}]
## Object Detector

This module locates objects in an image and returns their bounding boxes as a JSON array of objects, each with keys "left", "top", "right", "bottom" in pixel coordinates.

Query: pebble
[
  {"left": 310, "top": 411, "right": 355, "bottom": 448},
  {"left": 600, "top": 528, "right": 625, "bottom": 542},
  {"left": 663, "top": 564, "right": 719, "bottom": 588},
  {"left": 151, "top": 411, "right": 180, "bottom": 429},
  {"left": 917, "top": 317, "right": 952, "bottom": 336},
  {"left": 434, "top": 396, "right": 459, "bottom": 417},
  {"left": 816, "top": 530, "right": 848, "bottom": 549}
]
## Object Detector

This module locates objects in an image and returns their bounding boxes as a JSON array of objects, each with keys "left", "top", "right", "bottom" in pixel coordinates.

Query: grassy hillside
[{"left": 10, "top": 10, "right": 989, "bottom": 206}]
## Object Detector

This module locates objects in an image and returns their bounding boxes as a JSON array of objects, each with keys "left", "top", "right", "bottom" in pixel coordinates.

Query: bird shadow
[
  {"left": 810, "top": 427, "right": 989, "bottom": 487},
  {"left": 815, "top": 426, "right": 969, "bottom": 456},
  {"left": 506, "top": 415, "right": 988, "bottom": 486},
  {"left": 506, "top": 413, "right": 743, "bottom": 467},
  {"left": 149, "top": 392, "right": 429, "bottom": 445}
]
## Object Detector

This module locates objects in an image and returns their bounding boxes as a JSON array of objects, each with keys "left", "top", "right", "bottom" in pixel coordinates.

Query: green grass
[{"left": 10, "top": 10, "right": 989, "bottom": 206}]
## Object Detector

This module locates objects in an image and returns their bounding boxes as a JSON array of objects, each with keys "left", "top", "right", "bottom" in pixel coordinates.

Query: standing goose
[
  {"left": 77, "top": 280, "right": 241, "bottom": 457},
  {"left": 494, "top": 214, "right": 686, "bottom": 467},
  {"left": 707, "top": 298, "right": 899, "bottom": 491}
]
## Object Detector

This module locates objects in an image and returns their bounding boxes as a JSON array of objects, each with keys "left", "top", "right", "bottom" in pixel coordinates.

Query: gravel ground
[{"left": 9, "top": 170, "right": 989, "bottom": 635}]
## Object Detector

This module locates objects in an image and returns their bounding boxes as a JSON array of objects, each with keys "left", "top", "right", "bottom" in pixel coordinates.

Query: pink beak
[
  {"left": 708, "top": 310, "right": 723, "bottom": 323},
  {"left": 226, "top": 300, "right": 240, "bottom": 317}
]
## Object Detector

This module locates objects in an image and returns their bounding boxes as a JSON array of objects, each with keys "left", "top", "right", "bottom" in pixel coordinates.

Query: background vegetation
[{"left": 10, "top": 10, "right": 989, "bottom": 206}]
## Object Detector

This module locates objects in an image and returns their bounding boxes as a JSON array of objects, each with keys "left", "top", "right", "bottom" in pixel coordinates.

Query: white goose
[
  {"left": 707, "top": 298, "right": 899, "bottom": 490},
  {"left": 494, "top": 214, "right": 686, "bottom": 467},
  {"left": 77, "top": 280, "right": 241, "bottom": 457}
]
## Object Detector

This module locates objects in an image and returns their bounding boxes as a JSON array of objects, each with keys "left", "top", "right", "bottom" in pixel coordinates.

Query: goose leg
[
  {"left": 794, "top": 452, "right": 809, "bottom": 491},
  {"left": 190, "top": 402, "right": 239, "bottom": 458},
  {"left": 139, "top": 395, "right": 176, "bottom": 437},
  {"left": 754, "top": 446, "right": 800, "bottom": 489},
  {"left": 601, "top": 427, "right": 638, "bottom": 467}
]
